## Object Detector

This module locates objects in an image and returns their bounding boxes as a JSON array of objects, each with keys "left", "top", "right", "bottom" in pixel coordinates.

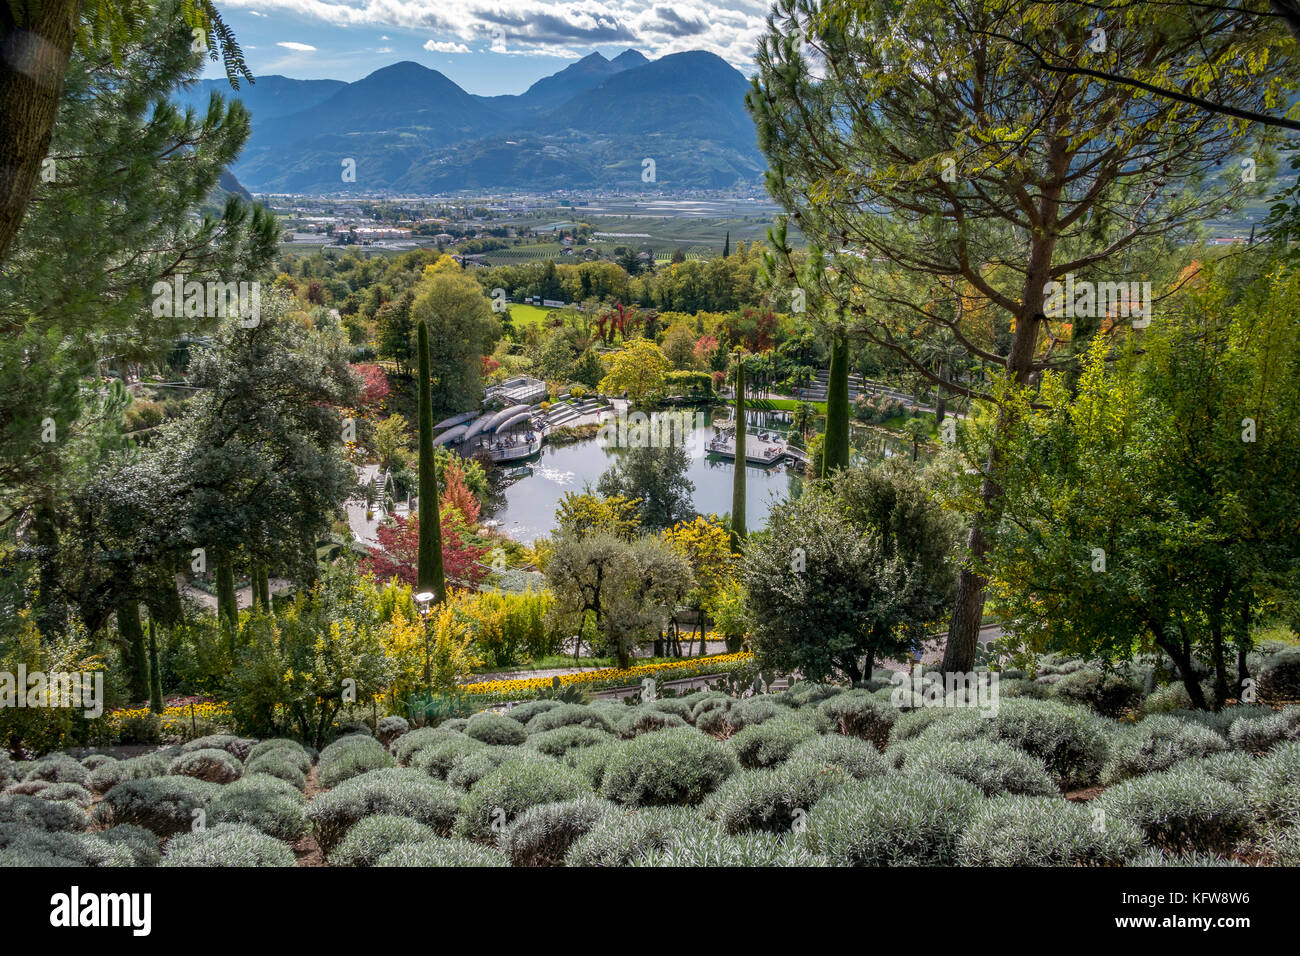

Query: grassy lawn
[
  {"left": 506, "top": 303, "right": 554, "bottom": 328},
  {"left": 749, "top": 397, "right": 828, "bottom": 414}
]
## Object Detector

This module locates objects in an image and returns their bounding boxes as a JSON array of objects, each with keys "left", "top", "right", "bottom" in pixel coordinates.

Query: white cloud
[
  {"left": 219, "top": 0, "right": 767, "bottom": 69},
  {"left": 423, "top": 39, "right": 471, "bottom": 54},
  {"left": 276, "top": 40, "right": 318, "bottom": 51}
]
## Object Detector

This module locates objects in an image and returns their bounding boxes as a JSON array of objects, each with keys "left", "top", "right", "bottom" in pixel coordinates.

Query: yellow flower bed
[
  {"left": 103, "top": 701, "right": 234, "bottom": 737},
  {"left": 461, "top": 650, "right": 753, "bottom": 697}
]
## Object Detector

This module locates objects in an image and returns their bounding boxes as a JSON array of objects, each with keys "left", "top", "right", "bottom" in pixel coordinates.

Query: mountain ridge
[{"left": 186, "top": 50, "right": 762, "bottom": 193}]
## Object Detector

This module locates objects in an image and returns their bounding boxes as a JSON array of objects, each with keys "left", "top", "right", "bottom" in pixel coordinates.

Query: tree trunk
[
  {"left": 416, "top": 320, "right": 447, "bottom": 599},
  {"left": 822, "top": 332, "right": 850, "bottom": 477},
  {"left": 0, "top": 0, "right": 78, "bottom": 267},
  {"left": 1156, "top": 634, "right": 1209, "bottom": 710},
  {"left": 731, "top": 356, "right": 747, "bottom": 547},
  {"left": 117, "top": 598, "right": 149, "bottom": 703}
]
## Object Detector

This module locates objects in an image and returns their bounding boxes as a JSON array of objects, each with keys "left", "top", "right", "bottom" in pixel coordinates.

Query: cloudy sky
[{"left": 206, "top": 1, "right": 771, "bottom": 94}]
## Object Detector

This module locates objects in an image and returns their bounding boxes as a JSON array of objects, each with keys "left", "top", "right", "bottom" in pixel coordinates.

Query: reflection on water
[{"left": 487, "top": 404, "right": 923, "bottom": 543}]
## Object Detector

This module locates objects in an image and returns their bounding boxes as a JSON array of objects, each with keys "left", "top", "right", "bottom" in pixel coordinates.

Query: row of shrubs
[{"left": 4, "top": 676, "right": 1298, "bottom": 867}]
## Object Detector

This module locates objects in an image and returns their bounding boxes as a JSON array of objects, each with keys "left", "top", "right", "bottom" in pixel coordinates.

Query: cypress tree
[
  {"left": 822, "top": 331, "right": 850, "bottom": 478},
  {"left": 416, "top": 319, "right": 447, "bottom": 600},
  {"left": 723, "top": 231, "right": 730, "bottom": 257},
  {"left": 731, "top": 352, "right": 747, "bottom": 549},
  {"left": 117, "top": 598, "right": 149, "bottom": 702},
  {"left": 148, "top": 618, "right": 164, "bottom": 713}
]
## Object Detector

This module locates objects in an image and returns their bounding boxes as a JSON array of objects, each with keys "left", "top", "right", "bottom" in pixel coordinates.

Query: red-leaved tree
[{"left": 364, "top": 514, "right": 488, "bottom": 589}]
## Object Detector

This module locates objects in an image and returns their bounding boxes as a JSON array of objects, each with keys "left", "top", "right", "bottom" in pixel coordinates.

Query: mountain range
[{"left": 176, "top": 50, "right": 765, "bottom": 194}]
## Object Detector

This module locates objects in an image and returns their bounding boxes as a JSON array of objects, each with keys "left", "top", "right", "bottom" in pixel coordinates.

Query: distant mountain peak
[{"left": 611, "top": 49, "right": 648, "bottom": 66}]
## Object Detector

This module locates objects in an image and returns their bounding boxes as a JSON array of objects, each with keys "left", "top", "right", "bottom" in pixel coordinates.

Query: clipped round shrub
[
  {"left": 161, "top": 823, "right": 295, "bottom": 867},
  {"left": 1103, "top": 715, "right": 1228, "bottom": 784},
  {"left": 0, "top": 755, "right": 15, "bottom": 789},
  {"left": 617, "top": 707, "right": 688, "bottom": 738},
  {"left": 317, "top": 735, "right": 396, "bottom": 788},
  {"left": 1230, "top": 710, "right": 1299, "bottom": 754},
  {"left": 798, "top": 774, "right": 982, "bottom": 866},
  {"left": 1270, "top": 826, "right": 1300, "bottom": 866},
  {"left": 377, "top": 716, "right": 411, "bottom": 746},
  {"left": 1142, "top": 682, "right": 1195, "bottom": 714},
  {"left": 169, "top": 748, "right": 243, "bottom": 784},
  {"left": 600, "top": 727, "right": 738, "bottom": 807},
  {"left": 456, "top": 758, "right": 591, "bottom": 841},
  {"left": 633, "top": 827, "right": 823, "bottom": 867},
  {"left": 721, "top": 696, "right": 786, "bottom": 733},
  {"left": 209, "top": 782, "right": 309, "bottom": 842},
  {"left": 690, "top": 693, "right": 731, "bottom": 723},
  {"left": 957, "top": 795, "right": 1142, "bottom": 866},
  {"left": 729, "top": 716, "right": 818, "bottom": 769},
  {"left": 245, "top": 738, "right": 312, "bottom": 766},
  {"left": 782, "top": 681, "right": 843, "bottom": 709},
  {"left": 1099, "top": 765, "right": 1253, "bottom": 854},
  {"left": 1049, "top": 666, "right": 1143, "bottom": 716},
  {"left": 89, "top": 752, "right": 172, "bottom": 794},
  {"left": 465, "top": 711, "right": 528, "bottom": 746},
  {"left": 887, "top": 707, "right": 951, "bottom": 745},
  {"left": 102, "top": 824, "right": 161, "bottom": 866},
  {"left": 646, "top": 698, "right": 695, "bottom": 722},
  {"left": 788, "top": 734, "right": 890, "bottom": 780},
  {"left": 505, "top": 700, "right": 560, "bottom": 724},
  {"left": 918, "top": 698, "right": 1110, "bottom": 790},
  {"left": 1129, "top": 848, "right": 1244, "bottom": 867},
  {"left": 566, "top": 740, "right": 621, "bottom": 791},
  {"left": 1258, "top": 646, "right": 1300, "bottom": 703},
  {"left": 377, "top": 837, "right": 508, "bottom": 867},
  {"left": 903, "top": 738, "right": 1056, "bottom": 796},
  {"left": 0, "top": 793, "right": 87, "bottom": 832},
  {"left": 395, "top": 726, "right": 463, "bottom": 765},
  {"left": 410, "top": 734, "right": 486, "bottom": 780},
  {"left": 1248, "top": 740, "right": 1300, "bottom": 825},
  {"left": 564, "top": 806, "right": 693, "bottom": 866},
  {"left": 181, "top": 735, "right": 255, "bottom": 761},
  {"left": 1171, "top": 751, "right": 1255, "bottom": 791},
  {"left": 446, "top": 746, "right": 545, "bottom": 791},
  {"left": 525, "top": 703, "right": 616, "bottom": 735},
  {"left": 98, "top": 777, "right": 216, "bottom": 837},
  {"left": 22, "top": 755, "right": 91, "bottom": 788},
  {"left": 701, "top": 757, "right": 854, "bottom": 834},
  {"left": 526, "top": 724, "right": 613, "bottom": 759},
  {"left": 0, "top": 823, "right": 133, "bottom": 867},
  {"left": 244, "top": 751, "right": 308, "bottom": 791},
  {"left": 35, "top": 782, "right": 94, "bottom": 807},
  {"left": 818, "top": 690, "right": 896, "bottom": 749},
  {"left": 329, "top": 814, "right": 437, "bottom": 867},
  {"left": 307, "top": 768, "right": 460, "bottom": 854},
  {"left": 499, "top": 796, "right": 614, "bottom": 866}
]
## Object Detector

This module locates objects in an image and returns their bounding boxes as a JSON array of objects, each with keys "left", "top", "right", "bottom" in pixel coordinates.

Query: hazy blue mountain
[
  {"left": 174, "top": 75, "right": 346, "bottom": 121},
  {"left": 224, "top": 50, "right": 762, "bottom": 193}
]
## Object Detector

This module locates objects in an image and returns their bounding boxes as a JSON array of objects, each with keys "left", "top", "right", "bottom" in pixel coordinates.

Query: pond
[
  {"left": 488, "top": 406, "right": 804, "bottom": 543},
  {"left": 487, "top": 404, "right": 927, "bottom": 543}
]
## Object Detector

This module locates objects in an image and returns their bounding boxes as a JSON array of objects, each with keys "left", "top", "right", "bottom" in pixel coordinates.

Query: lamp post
[{"left": 414, "top": 591, "right": 435, "bottom": 690}]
